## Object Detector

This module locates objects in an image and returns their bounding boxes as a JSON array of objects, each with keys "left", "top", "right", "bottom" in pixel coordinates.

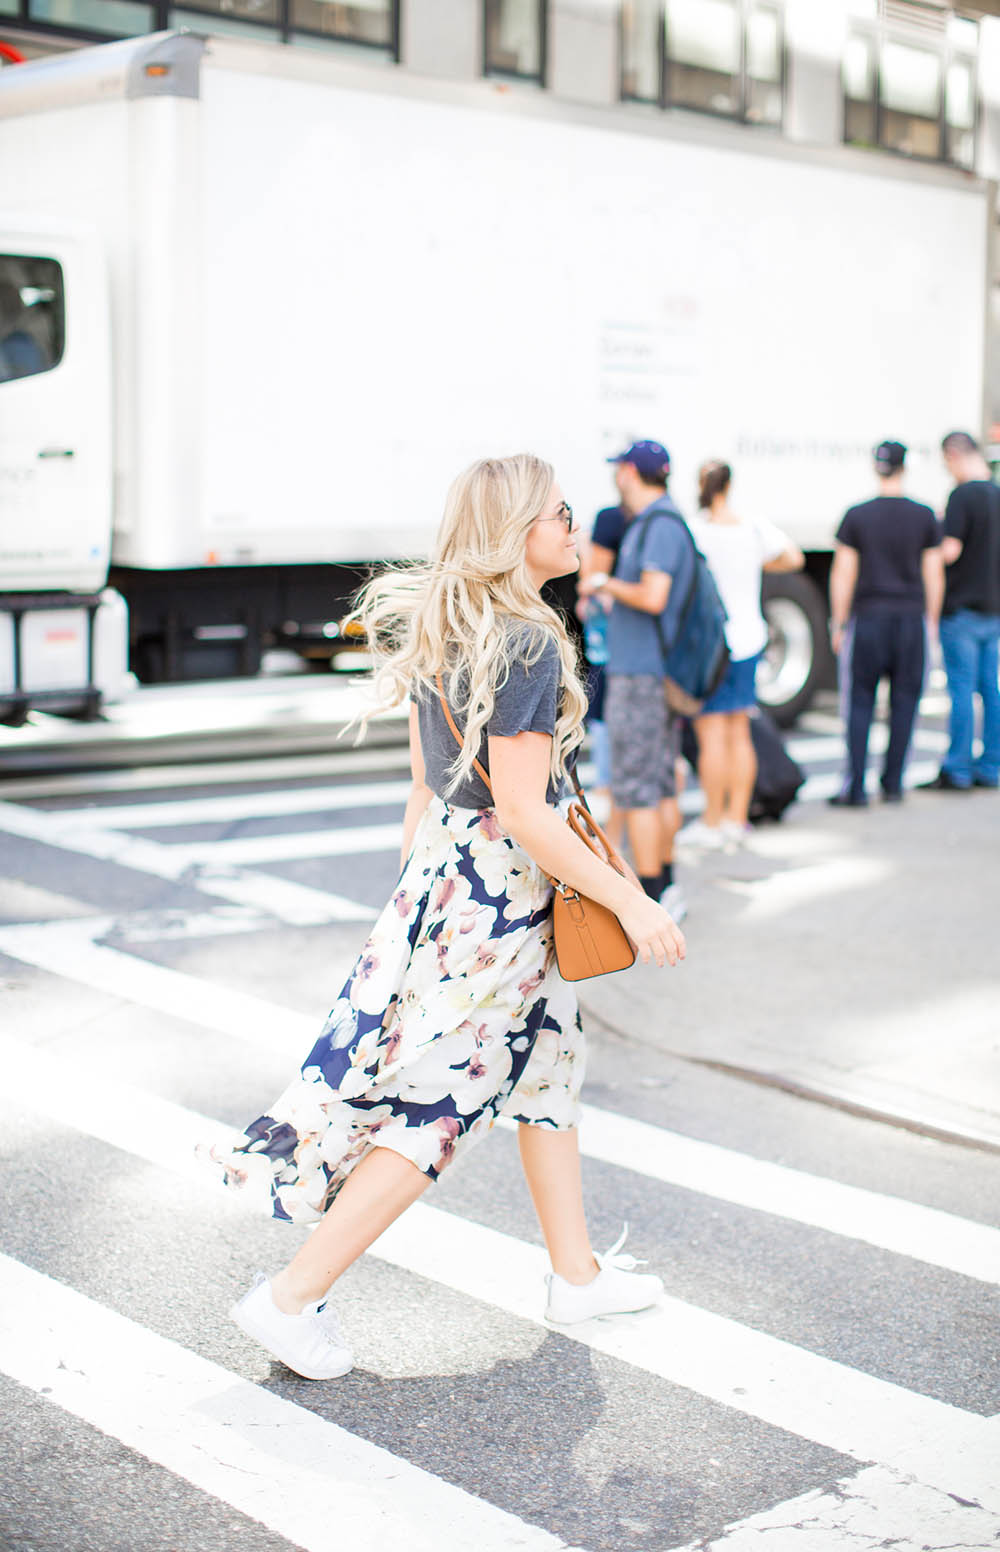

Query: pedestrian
[
  {"left": 578, "top": 440, "right": 692, "bottom": 924},
  {"left": 828, "top": 440, "right": 944, "bottom": 807},
  {"left": 920, "top": 430, "right": 1000, "bottom": 791},
  {"left": 681, "top": 460, "right": 803, "bottom": 849},
  {"left": 579, "top": 502, "right": 627, "bottom": 847},
  {"left": 204, "top": 453, "right": 685, "bottom": 1381}
]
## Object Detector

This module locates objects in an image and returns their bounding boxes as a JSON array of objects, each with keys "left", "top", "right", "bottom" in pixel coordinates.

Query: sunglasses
[{"left": 537, "top": 500, "right": 574, "bottom": 533}]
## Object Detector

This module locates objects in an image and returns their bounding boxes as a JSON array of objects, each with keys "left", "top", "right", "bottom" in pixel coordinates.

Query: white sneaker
[
  {"left": 544, "top": 1226, "right": 664, "bottom": 1325},
  {"left": 230, "top": 1273, "right": 354, "bottom": 1380},
  {"left": 720, "top": 820, "right": 752, "bottom": 848},
  {"left": 677, "top": 819, "right": 726, "bottom": 851},
  {"left": 659, "top": 881, "right": 687, "bottom": 924}
]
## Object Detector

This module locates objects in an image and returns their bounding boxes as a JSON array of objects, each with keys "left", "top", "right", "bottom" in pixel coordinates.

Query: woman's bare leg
[
  {"left": 518, "top": 1124, "right": 599, "bottom": 1284},
  {"left": 270, "top": 1145, "right": 430, "bottom": 1313},
  {"left": 695, "top": 712, "right": 729, "bottom": 826},
  {"left": 721, "top": 712, "right": 757, "bottom": 827}
]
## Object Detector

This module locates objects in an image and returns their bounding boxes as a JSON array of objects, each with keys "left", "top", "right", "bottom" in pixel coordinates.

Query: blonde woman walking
[
  {"left": 208, "top": 454, "right": 686, "bottom": 1380},
  {"left": 684, "top": 461, "right": 803, "bottom": 848}
]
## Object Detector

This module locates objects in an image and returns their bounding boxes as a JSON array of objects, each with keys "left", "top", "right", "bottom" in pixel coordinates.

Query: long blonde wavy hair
[{"left": 349, "top": 453, "right": 588, "bottom": 794}]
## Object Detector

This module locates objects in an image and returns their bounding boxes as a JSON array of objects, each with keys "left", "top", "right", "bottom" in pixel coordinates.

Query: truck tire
[{"left": 758, "top": 573, "right": 829, "bottom": 727}]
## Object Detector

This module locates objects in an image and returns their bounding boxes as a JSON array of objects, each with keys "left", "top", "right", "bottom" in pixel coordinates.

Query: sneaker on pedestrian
[
  {"left": 827, "top": 790, "right": 868, "bottom": 808},
  {"left": 659, "top": 881, "right": 687, "bottom": 924},
  {"left": 677, "top": 818, "right": 727, "bottom": 851},
  {"left": 720, "top": 820, "right": 753, "bottom": 846},
  {"left": 544, "top": 1227, "right": 664, "bottom": 1325},
  {"left": 230, "top": 1273, "right": 353, "bottom": 1380}
]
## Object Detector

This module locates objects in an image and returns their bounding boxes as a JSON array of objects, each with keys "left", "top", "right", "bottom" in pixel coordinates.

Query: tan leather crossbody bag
[{"left": 434, "top": 674, "right": 641, "bottom": 982}]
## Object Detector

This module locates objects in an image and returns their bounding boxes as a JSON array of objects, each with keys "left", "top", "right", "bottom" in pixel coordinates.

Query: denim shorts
[{"left": 700, "top": 653, "right": 760, "bottom": 715}]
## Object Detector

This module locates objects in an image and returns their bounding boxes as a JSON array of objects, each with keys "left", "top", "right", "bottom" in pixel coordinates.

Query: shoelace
[
  {"left": 596, "top": 1223, "right": 647, "bottom": 1273},
  {"left": 312, "top": 1299, "right": 348, "bottom": 1346}
]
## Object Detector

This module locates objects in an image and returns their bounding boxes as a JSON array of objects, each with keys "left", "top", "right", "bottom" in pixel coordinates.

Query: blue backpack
[{"left": 634, "top": 503, "right": 730, "bottom": 715}]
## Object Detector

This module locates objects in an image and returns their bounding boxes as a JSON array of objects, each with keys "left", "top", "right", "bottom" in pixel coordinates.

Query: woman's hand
[{"left": 616, "top": 891, "right": 687, "bottom": 968}]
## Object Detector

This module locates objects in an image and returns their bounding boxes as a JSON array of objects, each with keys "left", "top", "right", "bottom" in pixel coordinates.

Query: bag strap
[
  {"left": 433, "top": 670, "right": 589, "bottom": 810},
  {"left": 634, "top": 505, "right": 703, "bottom": 672},
  {"left": 434, "top": 672, "right": 493, "bottom": 794}
]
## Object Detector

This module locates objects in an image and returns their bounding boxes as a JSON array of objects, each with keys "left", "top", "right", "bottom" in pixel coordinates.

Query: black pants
[{"left": 846, "top": 612, "right": 925, "bottom": 798}]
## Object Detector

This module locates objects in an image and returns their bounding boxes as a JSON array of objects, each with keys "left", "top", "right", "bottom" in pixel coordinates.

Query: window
[
  {"left": 0, "top": 256, "right": 65, "bottom": 385},
  {"left": 27, "top": 0, "right": 152, "bottom": 33},
  {"left": 843, "top": 17, "right": 977, "bottom": 170},
  {"left": 290, "top": 0, "right": 395, "bottom": 48},
  {"left": 666, "top": 0, "right": 741, "bottom": 116},
  {"left": 166, "top": 0, "right": 279, "bottom": 29},
  {"left": 485, "top": 0, "right": 545, "bottom": 82},
  {"left": 621, "top": 0, "right": 660, "bottom": 102},
  {"left": 880, "top": 40, "right": 941, "bottom": 157},
  {"left": 622, "top": 0, "right": 783, "bottom": 127},
  {"left": 11, "top": 0, "right": 396, "bottom": 51}
]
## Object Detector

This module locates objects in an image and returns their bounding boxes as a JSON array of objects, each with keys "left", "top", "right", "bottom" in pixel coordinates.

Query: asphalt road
[{"left": 1, "top": 709, "right": 998, "bottom": 1552}]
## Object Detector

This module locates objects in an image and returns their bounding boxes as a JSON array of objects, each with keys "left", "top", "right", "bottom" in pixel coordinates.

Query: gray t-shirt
[
  {"left": 417, "top": 630, "right": 567, "bottom": 808},
  {"left": 606, "top": 495, "right": 696, "bottom": 677}
]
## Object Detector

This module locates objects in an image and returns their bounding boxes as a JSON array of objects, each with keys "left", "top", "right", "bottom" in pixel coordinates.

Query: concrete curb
[{"left": 579, "top": 1002, "right": 1000, "bottom": 1157}]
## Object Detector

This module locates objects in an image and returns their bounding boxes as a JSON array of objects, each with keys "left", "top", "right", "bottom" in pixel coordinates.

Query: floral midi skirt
[{"left": 208, "top": 796, "right": 585, "bottom": 1224}]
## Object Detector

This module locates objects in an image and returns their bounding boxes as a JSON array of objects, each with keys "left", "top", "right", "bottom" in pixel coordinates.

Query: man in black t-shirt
[
  {"left": 921, "top": 430, "right": 1000, "bottom": 790},
  {"left": 828, "top": 441, "right": 944, "bottom": 806}
]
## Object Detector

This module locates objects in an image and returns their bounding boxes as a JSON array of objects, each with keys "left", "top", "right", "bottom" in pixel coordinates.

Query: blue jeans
[{"left": 939, "top": 609, "right": 1000, "bottom": 786}]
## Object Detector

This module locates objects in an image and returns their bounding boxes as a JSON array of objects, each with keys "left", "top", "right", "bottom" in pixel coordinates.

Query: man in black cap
[{"left": 828, "top": 440, "right": 944, "bottom": 805}]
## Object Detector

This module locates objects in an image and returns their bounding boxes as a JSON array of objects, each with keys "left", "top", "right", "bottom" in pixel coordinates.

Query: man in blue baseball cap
[
  {"left": 579, "top": 437, "right": 692, "bottom": 923},
  {"left": 607, "top": 440, "right": 672, "bottom": 484}
]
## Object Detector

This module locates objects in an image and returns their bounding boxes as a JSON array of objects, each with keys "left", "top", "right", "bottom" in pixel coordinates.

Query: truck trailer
[{"left": 0, "top": 30, "right": 991, "bottom": 724}]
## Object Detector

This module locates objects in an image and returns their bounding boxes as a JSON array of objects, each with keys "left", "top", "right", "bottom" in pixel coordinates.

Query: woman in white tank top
[{"left": 683, "top": 462, "right": 803, "bottom": 849}]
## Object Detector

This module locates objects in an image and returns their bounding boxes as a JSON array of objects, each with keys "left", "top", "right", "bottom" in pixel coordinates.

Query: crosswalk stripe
[
  {"left": 0, "top": 744, "right": 414, "bottom": 802},
  {"left": 3, "top": 913, "right": 998, "bottom": 1287},
  {"left": 30, "top": 778, "right": 416, "bottom": 833},
  {"left": 0, "top": 919, "right": 315, "bottom": 1054},
  {"left": 553, "top": 1107, "right": 1000, "bottom": 1286},
  {"left": 168, "top": 822, "right": 404, "bottom": 867},
  {"left": 666, "top": 1464, "right": 1000, "bottom": 1551},
  {"left": 0, "top": 1254, "right": 584, "bottom": 1552},
  {"left": 0, "top": 800, "right": 377, "bottom": 925},
  {"left": 2, "top": 1036, "right": 997, "bottom": 1517}
]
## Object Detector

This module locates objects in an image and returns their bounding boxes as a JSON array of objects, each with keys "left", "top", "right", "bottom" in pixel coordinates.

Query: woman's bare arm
[
  {"left": 400, "top": 701, "right": 434, "bottom": 869},
  {"left": 763, "top": 543, "right": 804, "bottom": 574},
  {"left": 489, "top": 730, "right": 686, "bottom": 968}
]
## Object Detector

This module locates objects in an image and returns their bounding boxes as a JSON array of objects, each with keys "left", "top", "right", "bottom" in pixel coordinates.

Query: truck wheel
[{"left": 758, "top": 573, "right": 829, "bottom": 727}]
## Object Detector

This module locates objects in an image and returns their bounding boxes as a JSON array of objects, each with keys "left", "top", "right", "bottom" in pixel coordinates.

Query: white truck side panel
[{"left": 186, "top": 57, "right": 986, "bottom": 568}]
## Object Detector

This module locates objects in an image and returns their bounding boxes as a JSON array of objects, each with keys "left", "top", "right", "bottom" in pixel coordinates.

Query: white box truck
[{"left": 0, "top": 30, "right": 991, "bottom": 724}]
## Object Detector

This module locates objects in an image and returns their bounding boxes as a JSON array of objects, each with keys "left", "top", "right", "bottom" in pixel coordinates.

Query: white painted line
[
  {"left": 565, "top": 1106, "right": 1000, "bottom": 1286},
  {"left": 666, "top": 1463, "right": 1000, "bottom": 1550},
  {"left": 0, "top": 1255, "right": 584, "bottom": 1552},
  {"left": 3, "top": 1028, "right": 999, "bottom": 1521},
  {"left": 372, "top": 1210, "right": 1000, "bottom": 1514},
  {"left": 32, "top": 779, "right": 415, "bottom": 833},
  {"left": 783, "top": 729, "right": 947, "bottom": 765},
  {"left": 0, "top": 920, "right": 315, "bottom": 1056},
  {"left": 0, "top": 1036, "right": 241, "bottom": 1185},
  {"left": 163, "top": 821, "right": 404, "bottom": 867},
  {"left": 4, "top": 911, "right": 998, "bottom": 1289},
  {"left": 0, "top": 800, "right": 377, "bottom": 925},
  {"left": 0, "top": 744, "right": 412, "bottom": 801}
]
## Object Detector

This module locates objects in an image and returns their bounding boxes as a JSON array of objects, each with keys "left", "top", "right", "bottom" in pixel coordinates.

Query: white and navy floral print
[{"left": 207, "top": 796, "right": 584, "bottom": 1224}]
